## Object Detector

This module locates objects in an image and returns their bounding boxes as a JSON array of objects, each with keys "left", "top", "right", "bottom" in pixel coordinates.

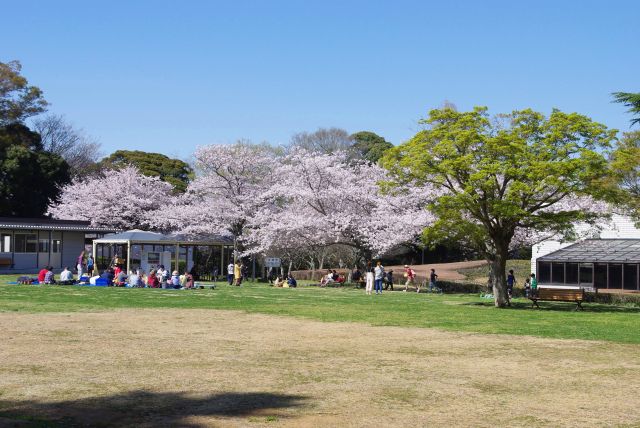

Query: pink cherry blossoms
[{"left": 47, "top": 165, "right": 174, "bottom": 230}]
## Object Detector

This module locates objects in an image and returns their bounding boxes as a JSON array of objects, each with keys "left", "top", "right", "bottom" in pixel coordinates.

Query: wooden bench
[
  {"left": 0, "top": 257, "right": 14, "bottom": 269},
  {"left": 530, "top": 288, "right": 586, "bottom": 310}
]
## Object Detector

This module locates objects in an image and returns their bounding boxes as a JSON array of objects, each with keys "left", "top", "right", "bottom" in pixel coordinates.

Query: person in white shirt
[
  {"left": 156, "top": 265, "right": 168, "bottom": 284},
  {"left": 227, "top": 262, "right": 234, "bottom": 285},
  {"left": 374, "top": 261, "right": 385, "bottom": 295},
  {"left": 60, "top": 266, "right": 74, "bottom": 285}
]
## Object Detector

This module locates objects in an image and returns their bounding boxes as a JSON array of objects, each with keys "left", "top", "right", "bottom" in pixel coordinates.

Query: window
[
  {"left": 624, "top": 264, "right": 638, "bottom": 291},
  {"left": 551, "top": 263, "right": 565, "bottom": 283},
  {"left": 579, "top": 263, "right": 593, "bottom": 285},
  {"left": 538, "top": 262, "right": 551, "bottom": 283},
  {"left": 566, "top": 263, "right": 579, "bottom": 284},
  {"left": 38, "top": 238, "right": 49, "bottom": 253},
  {"left": 609, "top": 264, "right": 622, "bottom": 289},
  {"left": 0, "top": 234, "right": 10, "bottom": 252},
  {"left": 14, "top": 233, "right": 37, "bottom": 253},
  {"left": 594, "top": 264, "right": 607, "bottom": 289},
  {"left": 51, "top": 239, "right": 61, "bottom": 253},
  {"left": 148, "top": 252, "right": 160, "bottom": 265}
]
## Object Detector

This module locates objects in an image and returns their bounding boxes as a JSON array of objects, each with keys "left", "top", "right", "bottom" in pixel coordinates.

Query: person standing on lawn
[
  {"left": 365, "top": 261, "right": 374, "bottom": 295},
  {"left": 76, "top": 251, "right": 85, "bottom": 278},
  {"left": 374, "top": 261, "right": 385, "bottom": 295},
  {"left": 234, "top": 261, "right": 242, "bottom": 286},
  {"left": 506, "top": 269, "right": 516, "bottom": 298},
  {"left": 86, "top": 255, "right": 94, "bottom": 276},
  {"left": 227, "top": 262, "right": 234, "bottom": 285},
  {"left": 530, "top": 273, "right": 538, "bottom": 297},
  {"left": 428, "top": 268, "right": 438, "bottom": 292}
]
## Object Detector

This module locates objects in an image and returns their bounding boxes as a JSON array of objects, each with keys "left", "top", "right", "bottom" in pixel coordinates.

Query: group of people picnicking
[
  {"left": 35, "top": 261, "right": 197, "bottom": 289},
  {"left": 26, "top": 249, "right": 540, "bottom": 296}
]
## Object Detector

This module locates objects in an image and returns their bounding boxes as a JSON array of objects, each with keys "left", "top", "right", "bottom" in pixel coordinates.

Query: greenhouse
[{"left": 536, "top": 239, "right": 640, "bottom": 292}]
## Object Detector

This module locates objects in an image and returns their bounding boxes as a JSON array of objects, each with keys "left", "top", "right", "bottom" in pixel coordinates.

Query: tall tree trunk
[{"left": 490, "top": 247, "right": 510, "bottom": 308}]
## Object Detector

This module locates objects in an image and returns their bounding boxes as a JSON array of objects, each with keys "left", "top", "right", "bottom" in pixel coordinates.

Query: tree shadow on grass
[
  {"left": 0, "top": 390, "right": 308, "bottom": 427},
  {"left": 460, "top": 300, "right": 640, "bottom": 313}
]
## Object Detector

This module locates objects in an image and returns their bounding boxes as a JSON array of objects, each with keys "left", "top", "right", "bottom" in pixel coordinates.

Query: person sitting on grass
[
  {"left": 319, "top": 270, "right": 331, "bottom": 286},
  {"left": 147, "top": 269, "right": 159, "bottom": 288},
  {"left": 38, "top": 266, "right": 48, "bottom": 284},
  {"left": 59, "top": 266, "right": 74, "bottom": 285},
  {"left": 184, "top": 271, "right": 194, "bottom": 289},
  {"left": 127, "top": 270, "right": 140, "bottom": 287},
  {"left": 171, "top": 271, "right": 181, "bottom": 289},
  {"left": 287, "top": 273, "right": 297, "bottom": 288},
  {"left": 44, "top": 266, "right": 56, "bottom": 285},
  {"left": 274, "top": 275, "right": 284, "bottom": 287},
  {"left": 115, "top": 269, "right": 128, "bottom": 286},
  {"left": 100, "top": 268, "right": 115, "bottom": 286}
]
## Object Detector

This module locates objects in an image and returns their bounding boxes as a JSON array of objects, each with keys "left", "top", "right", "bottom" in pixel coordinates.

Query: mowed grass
[{"left": 1, "top": 278, "right": 639, "bottom": 344}]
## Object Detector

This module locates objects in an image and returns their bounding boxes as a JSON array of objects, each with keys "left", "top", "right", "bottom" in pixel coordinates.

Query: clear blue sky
[{"left": 2, "top": 0, "right": 638, "bottom": 159}]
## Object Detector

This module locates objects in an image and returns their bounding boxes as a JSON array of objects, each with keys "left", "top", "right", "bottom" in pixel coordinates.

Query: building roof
[
  {"left": 0, "top": 217, "right": 117, "bottom": 232},
  {"left": 538, "top": 239, "right": 640, "bottom": 263},
  {"left": 94, "top": 229, "right": 232, "bottom": 245}
]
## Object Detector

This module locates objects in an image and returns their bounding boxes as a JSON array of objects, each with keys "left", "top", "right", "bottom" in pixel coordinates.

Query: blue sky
[{"left": 2, "top": 0, "right": 638, "bottom": 159}]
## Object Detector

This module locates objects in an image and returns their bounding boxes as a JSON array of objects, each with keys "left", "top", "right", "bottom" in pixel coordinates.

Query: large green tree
[
  {"left": 0, "top": 123, "right": 70, "bottom": 216},
  {"left": 0, "top": 60, "right": 48, "bottom": 125},
  {"left": 613, "top": 92, "right": 640, "bottom": 127},
  {"left": 350, "top": 131, "right": 393, "bottom": 163},
  {"left": 99, "top": 150, "right": 193, "bottom": 192},
  {"left": 382, "top": 107, "right": 616, "bottom": 307},
  {"left": 607, "top": 131, "right": 640, "bottom": 223}
]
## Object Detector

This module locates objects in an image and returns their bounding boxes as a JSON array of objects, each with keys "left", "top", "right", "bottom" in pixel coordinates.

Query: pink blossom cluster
[{"left": 47, "top": 165, "right": 174, "bottom": 230}]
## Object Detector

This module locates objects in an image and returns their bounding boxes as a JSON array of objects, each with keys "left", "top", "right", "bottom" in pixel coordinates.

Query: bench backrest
[{"left": 538, "top": 288, "right": 585, "bottom": 301}]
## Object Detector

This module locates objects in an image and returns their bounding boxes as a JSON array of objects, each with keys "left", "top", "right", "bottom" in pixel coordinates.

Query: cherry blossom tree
[
  {"left": 47, "top": 165, "right": 174, "bottom": 229},
  {"left": 249, "top": 149, "right": 435, "bottom": 267},
  {"left": 149, "top": 142, "right": 277, "bottom": 260}
]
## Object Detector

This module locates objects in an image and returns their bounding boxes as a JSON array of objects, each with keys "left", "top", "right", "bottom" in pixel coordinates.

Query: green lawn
[{"left": 1, "top": 277, "right": 639, "bottom": 344}]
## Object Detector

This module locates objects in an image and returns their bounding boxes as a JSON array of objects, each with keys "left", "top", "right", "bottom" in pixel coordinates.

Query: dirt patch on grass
[
  {"left": 386, "top": 260, "right": 489, "bottom": 281},
  {"left": 1, "top": 309, "right": 639, "bottom": 427}
]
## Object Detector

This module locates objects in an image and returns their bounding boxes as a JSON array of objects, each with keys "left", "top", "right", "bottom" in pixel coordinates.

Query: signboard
[{"left": 264, "top": 257, "right": 281, "bottom": 268}]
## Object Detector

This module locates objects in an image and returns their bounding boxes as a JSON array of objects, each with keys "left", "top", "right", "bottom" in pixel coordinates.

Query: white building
[{"left": 0, "top": 217, "right": 115, "bottom": 273}]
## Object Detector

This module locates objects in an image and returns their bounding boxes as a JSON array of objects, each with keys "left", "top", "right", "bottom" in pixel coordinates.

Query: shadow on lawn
[
  {"left": 0, "top": 390, "right": 308, "bottom": 427},
  {"left": 462, "top": 300, "right": 640, "bottom": 313}
]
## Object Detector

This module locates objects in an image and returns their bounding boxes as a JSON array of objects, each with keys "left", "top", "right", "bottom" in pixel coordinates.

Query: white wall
[
  {"left": 531, "top": 215, "right": 640, "bottom": 275},
  {"left": 62, "top": 232, "right": 86, "bottom": 272}
]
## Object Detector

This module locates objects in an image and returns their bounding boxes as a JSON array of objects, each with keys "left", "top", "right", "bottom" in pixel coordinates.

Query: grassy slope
[
  {"left": 1, "top": 279, "right": 639, "bottom": 344},
  {"left": 457, "top": 259, "right": 532, "bottom": 284}
]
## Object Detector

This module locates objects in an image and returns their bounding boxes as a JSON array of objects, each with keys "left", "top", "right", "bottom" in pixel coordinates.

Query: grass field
[
  {"left": 1, "top": 280, "right": 639, "bottom": 344},
  {"left": 1, "top": 275, "right": 640, "bottom": 426}
]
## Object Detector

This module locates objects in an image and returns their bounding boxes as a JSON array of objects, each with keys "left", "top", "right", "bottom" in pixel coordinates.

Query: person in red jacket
[
  {"left": 147, "top": 269, "right": 160, "bottom": 288},
  {"left": 38, "top": 266, "right": 49, "bottom": 284}
]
